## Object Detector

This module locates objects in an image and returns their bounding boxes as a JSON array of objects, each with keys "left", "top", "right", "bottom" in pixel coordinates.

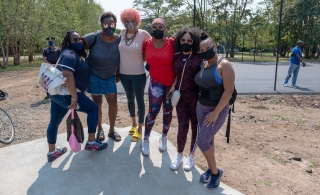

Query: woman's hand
[
  {"left": 204, "top": 111, "right": 219, "bottom": 127},
  {"left": 68, "top": 98, "right": 78, "bottom": 109}
]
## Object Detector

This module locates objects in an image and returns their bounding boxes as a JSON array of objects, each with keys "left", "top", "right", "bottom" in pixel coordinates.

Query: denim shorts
[{"left": 86, "top": 73, "right": 117, "bottom": 95}]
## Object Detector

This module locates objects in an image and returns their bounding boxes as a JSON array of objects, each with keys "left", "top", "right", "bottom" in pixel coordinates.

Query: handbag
[
  {"left": 36, "top": 50, "right": 74, "bottom": 95},
  {"left": 67, "top": 108, "right": 81, "bottom": 153},
  {"left": 171, "top": 52, "right": 193, "bottom": 107}
]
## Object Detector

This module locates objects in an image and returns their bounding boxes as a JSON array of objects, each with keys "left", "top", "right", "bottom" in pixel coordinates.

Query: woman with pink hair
[{"left": 119, "top": 8, "right": 151, "bottom": 142}]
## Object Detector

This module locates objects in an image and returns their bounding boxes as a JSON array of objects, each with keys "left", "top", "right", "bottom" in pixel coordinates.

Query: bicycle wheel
[{"left": 0, "top": 108, "right": 14, "bottom": 144}]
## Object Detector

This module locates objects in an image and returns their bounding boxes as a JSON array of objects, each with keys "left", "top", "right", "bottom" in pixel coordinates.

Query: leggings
[
  {"left": 176, "top": 94, "right": 198, "bottom": 153},
  {"left": 47, "top": 92, "right": 98, "bottom": 144},
  {"left": 144, "top": 78, "right": 173, "bottom": 138},
  {"left": 196, "top": 102, "right": 229, "bottom": 152},
  {"left": 119, "top": 73, "right": 146, "bottom": 124}
]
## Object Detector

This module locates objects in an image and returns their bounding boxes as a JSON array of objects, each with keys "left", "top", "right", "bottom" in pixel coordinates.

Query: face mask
[
  {"left": 200, "top": 47, "right": 215, "bottom": 60},
  {"left": 125, "top": 22, "right": 137, "bottom": 31},
  {"left": 180, "top": 43, "right": 192, "bottom": 52},
  {"left": 71, "top": 42, "right": 83, "bottom": 52},
  {"left": 49, "top": 41, "right": 54, "bottom": 46},
  {"left": 152, "top": 29, "right": 164, "bottom": 39},
  {"left": 103, "top": 26, "right": 115, "bottom": 36}
]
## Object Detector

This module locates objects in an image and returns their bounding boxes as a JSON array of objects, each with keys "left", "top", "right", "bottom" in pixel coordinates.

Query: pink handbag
[{"left": 69, "top": 108, "right": 81, "bottom": 153}]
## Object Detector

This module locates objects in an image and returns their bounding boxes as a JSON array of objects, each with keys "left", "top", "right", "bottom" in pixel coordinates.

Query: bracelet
[{"left": 72, "top": 97, "right": 78, "bottom": 101}]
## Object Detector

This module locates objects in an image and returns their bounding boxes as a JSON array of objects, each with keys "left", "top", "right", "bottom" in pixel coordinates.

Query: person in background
[
  {"left": 46, "top": 30, "right": 108, "bottom": 162},
  {"left": 169, "top": 28, "right": 203, "bottom": 171},
  {"left": 118, "top": 8, "right": 151, "bottom": 142},
  {"left": 283, "top": 40, "right": 306, "bottom": 88},
  {"left": 83, "top": 12, "right": 121, "bottom": 142},
  {"left": 195, "top": 36, "right": 235, "bottom": 189},
  {"left": 43, "top": 36, "right": 61, "bottom": 99},
  {"left": 141, "top": 18, "right": 175, "bottom": 156}
]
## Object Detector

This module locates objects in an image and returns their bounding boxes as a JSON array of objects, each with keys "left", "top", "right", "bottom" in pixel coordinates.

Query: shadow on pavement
[{"left": 27, "top": 133, "right": 227, "bottom": 195}]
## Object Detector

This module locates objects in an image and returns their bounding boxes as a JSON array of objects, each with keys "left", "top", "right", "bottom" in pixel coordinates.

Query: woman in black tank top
[{"left": 196, "top": 36, "right": 235, "bottom": 190}]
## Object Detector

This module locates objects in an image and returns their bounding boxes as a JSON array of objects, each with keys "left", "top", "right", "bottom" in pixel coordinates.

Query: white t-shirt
[{"left": 119, "top": 29, "right": 151, "bottom": 75}]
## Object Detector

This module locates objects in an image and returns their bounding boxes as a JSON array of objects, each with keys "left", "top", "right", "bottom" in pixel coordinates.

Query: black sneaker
[
  {"left": 85, "top": 139, "right": 108, "bottom": 151},
  {"left": 200, "top": 168, "right": 212, "bottom": 183},
  {"left": 47, "top": 147, "right": 67, "bottom": 162},
  {"left": 207, "top": 168, "right": 224, "bottom": 189}
]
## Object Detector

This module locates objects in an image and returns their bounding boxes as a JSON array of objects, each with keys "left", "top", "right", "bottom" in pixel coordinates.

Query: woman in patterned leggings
[{"left": 169, "top": 28, "right": 203, "bottom": 171}]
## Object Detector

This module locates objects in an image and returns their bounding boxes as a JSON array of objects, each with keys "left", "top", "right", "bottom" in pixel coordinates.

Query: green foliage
[{"left": 0, "top": 0, "right": 103, "bottom": 67}]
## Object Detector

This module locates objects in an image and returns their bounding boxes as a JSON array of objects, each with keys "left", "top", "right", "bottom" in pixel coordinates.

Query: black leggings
[{"left": 119, "top": 73, "right": 147, "bottom": 124}]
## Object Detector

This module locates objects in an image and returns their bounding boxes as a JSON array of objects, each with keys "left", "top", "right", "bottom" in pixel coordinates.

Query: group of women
[{"left": 45, "top": 8, "right": 235, "bottom": 190}]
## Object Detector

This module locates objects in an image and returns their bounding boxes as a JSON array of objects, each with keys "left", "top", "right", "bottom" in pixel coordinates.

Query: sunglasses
[
  {"left": 71, "top": 38, "right": 82, "bottom": 43},
  {"left": 180, "top": 38, "right": 193, "bottom": 44}
]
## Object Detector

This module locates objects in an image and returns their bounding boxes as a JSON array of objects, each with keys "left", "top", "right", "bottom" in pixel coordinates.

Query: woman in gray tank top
[
  {"left": 195, "top": 36, "right": 235, "bottom": 190},
  {"left": 83, "top": 12, "right": 121, "bottom": 142}
]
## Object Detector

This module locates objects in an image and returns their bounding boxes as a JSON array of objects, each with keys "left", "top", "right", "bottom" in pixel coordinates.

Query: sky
[{"left": 95, "top": 0, "right": 135, "bottom": 30}]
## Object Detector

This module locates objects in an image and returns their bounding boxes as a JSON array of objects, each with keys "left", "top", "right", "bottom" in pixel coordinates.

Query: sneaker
[
  {"left": 184, "top": 154, "right": 195, "bottom": 171},
  {"left": 283, "top": 82, "right": 289, "bottom": 87},
  {"left": 170, "top": 154, "right": 183, "bottom": 170},
  {"left": 200, "top": 168, "right": 212, "bottom": 183},
  {"left": 141, "top": 139, "right": 150, "bottom": 156},
  {"left": 291, "top": 83, "right": 299, "bottom": 88},
  {"left": 47, "top": 147, "right": 67, "bottom": 162},
  {"left": 158, "top": 136, "right": 167, "bottom": 152},
  {"left": 85, "top": 139, "right": 108, "bottom": 151},
  {"left": 207, "top": 168, "right": 224, "bottom": 189}
]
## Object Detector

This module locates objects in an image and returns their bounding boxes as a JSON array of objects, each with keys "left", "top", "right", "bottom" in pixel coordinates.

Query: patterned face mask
[
  {"left": 124, "top": 21, "right": 137, "bottom": 31},
  {"left": 103, "top": 23, "right": 116, "bottom": 36}
]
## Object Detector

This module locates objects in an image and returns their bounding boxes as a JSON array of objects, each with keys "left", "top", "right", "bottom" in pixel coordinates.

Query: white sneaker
[
  {"left": 170, "top": 154, "right": 183, "bottom": 170},
  {"left": 291, "top": 83, "right": 299, "bottom": 87},
  {"left": 184, "top": 154, "right": 195, "bottom": 171},
  {"left": 141, "top": 139, "right": 150, "bottom": 156},
  {"left": 283, "top": 82, "right": 289, "bottom": 87},
  {"left": 159, "top": 136, "right": 167, "bottom": 152}
]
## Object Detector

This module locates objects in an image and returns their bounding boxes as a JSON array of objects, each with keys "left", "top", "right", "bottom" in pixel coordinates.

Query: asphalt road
[{"left": 116, "top": 61, "right": 320, "bottom": 95}]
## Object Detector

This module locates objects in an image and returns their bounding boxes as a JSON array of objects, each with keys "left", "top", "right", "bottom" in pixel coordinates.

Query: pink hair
[{"left": 120, "top": 8, "right": 141, "bottom": 27}]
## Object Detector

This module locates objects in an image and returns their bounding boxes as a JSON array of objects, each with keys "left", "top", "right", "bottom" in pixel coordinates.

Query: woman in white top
[{"left": 119, "top": 8, "right": 151, "bottom": 142}]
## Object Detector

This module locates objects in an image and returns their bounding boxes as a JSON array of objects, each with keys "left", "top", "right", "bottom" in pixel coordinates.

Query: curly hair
[
  {"left": 100, "top": 11, "right": 117, "bottom": 24},
  {"left": 120, "top": 8, "right": 141, "bottom": 27},
  {"left": 61, "top": 30, "right": 86, "bottom": 58},
  {"left": 200, "top": 30, "right": 209, "bottom": 41},
  {"left": 174, "top": 27, "right": 201, "bottom": 53}
]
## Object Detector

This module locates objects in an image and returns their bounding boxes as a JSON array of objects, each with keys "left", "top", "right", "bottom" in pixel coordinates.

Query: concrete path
[
  {"left": 0, "top": 124, "right": 243, "bottom": 195},
  {"left": 116, "top": 61, "right": 320, "bottom": 95}
]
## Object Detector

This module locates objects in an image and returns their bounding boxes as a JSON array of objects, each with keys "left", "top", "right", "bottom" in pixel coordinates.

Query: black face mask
[
  {"left": 180, "top": 43, "right": 192, "bottom": 52},
  {"left": 200, "top": 47, "right": 215, "bottom": 60},
  {"left": 152, "top": 29, "right": 164, "bottom": 39}
]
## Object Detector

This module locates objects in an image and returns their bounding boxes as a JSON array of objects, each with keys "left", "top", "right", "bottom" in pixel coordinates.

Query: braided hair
[{"left": 61, "top": 30, "right": 87, "bottom": 58}]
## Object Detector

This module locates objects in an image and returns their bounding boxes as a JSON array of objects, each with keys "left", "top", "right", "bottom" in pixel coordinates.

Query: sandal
[
  {"left": 128, "top": 126, "right": 137, "bottom": 135},
  {"left": 131, "top": 131, "right": 142, "bottom": 142},
  {"left": 96, "top": 130, "right": 105, "bottom": 141},
  {"left": 108, "top": 131, "right": 121, "bottom": 142}
]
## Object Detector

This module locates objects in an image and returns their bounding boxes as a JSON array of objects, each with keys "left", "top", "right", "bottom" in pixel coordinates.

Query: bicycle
[{"left": 0, "top": 90, "right": 14, "bottom": 144}]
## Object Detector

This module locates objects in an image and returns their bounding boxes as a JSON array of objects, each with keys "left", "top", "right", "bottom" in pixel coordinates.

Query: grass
[
  {"left": 272, "top": 113, "right": 281, "bottom": 117},
  {"left": 264, "top": 181, "right": 271, "bottom": 186},
  {"left": 270, "top": 99, "right": 280, "bottom": 105},
  {"left": 282, "top": 116, "right": 292, "bottom": 121},
  {"left": 316, "top": 122, "right": 320, "bottom": 127},
  {"left": 296, "top": 119, "right": 308, "bottom": 125},
  {"left": 267, "top": 154, "right": 276, "bottom": 161},
  {"left": 223, "top": 52, "right": 320, "bottom": 63},
  {"left": 0, "top": 57, "right": 42, "bottom": 72},
  {"left": 250, "top": 105, "right": 269, "bottom": 110},
  {"left": 310, "top": 161, "right": 318, "bottom": 168}
]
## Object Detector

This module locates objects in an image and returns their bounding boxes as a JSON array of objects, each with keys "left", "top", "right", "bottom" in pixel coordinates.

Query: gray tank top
[{"left": 194, "top": 61, "right": 223, "bottom": 89}]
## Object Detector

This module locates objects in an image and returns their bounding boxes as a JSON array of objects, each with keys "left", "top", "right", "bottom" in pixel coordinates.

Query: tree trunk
[
  {"left": 28, "top": 52, "right": 34, "bottom": 62},
  {"left": 304, "top": 47, "right": 310, "bottom": 59},
  {"left": 13, "top": 54, "right": 20, "bottom": 65},
  {"left": 230, "top": 36, "right": 237, "bottom": 58}
]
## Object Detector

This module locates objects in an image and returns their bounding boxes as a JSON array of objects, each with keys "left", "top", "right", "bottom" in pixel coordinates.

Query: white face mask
[{"left": 125, "top": 22, "right": 137, "bottom": 31}]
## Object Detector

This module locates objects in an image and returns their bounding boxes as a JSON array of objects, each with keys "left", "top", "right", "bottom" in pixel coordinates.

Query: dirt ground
[{"left": 1, "top": 69, "right": 319, "bottom": 195}]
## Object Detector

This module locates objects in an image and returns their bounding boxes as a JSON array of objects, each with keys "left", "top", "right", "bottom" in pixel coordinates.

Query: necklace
[{"left": 124, "top": 30, "right": 137, "bottom": 46}]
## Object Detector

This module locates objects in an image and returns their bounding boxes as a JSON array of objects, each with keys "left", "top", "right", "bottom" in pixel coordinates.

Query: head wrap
[{"left": 151, "top": 18, "right": 166, "bottom": 28}]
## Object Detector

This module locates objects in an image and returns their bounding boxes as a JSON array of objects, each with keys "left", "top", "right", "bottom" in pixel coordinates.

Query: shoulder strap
[
  {"left": 225, "top": 106, "right": 232, "bottom": 143},
  {"left": 177, "top": 52, "right": 193, "bottom": 91}
]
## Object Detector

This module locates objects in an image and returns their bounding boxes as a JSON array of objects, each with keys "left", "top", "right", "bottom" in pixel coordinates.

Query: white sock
[
  {"left": 48, "top": 148, "right": 57, "bottom": 155},
  {"left": 87, "top": 141, "right": 95, "bottom": 144}
]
